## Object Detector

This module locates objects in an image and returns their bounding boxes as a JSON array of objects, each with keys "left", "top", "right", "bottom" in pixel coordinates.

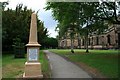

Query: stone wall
[{"left": 58, "top": 24, "right": 119, "bottom": 49}]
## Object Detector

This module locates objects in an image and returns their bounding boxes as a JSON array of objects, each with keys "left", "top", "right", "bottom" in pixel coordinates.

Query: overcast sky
[
  {"left": 1, "top": 0, "right": 120, "bottom": 38},
  {"left": 1, "top": 0, "right": 58, "bottom": 38}
]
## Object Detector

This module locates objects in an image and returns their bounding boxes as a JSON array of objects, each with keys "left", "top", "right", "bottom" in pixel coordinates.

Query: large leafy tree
[
  {"left": 45, "top": 2, "right": 80, "bottom": 53},
  {"left": 95, "top": 1, "right": 120, "bottom": 24},
  {"left": 45, "top": 2, "right": 119, "bottom": 51},
  {"left": 2, "top": 3, "right": 48, "bottom": 51},
  {"left": 2, "top": 4, "right": 32, "bottom": 51},
  {"left": 78, "top": 2, "right": 109, "bottom": 52},
  {"left": 79, "top": 1, "right": 120, "bottom": 51},
  {"left": 96, "top": 1, "right": 120, "bottom": 49},
  {"left": 42, "top": 37, "right": 58, "bottom": 49}
]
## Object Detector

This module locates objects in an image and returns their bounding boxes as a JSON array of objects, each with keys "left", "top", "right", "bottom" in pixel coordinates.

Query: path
[{"left": 43, "top": 50, "right": 92, "bottom": 78}]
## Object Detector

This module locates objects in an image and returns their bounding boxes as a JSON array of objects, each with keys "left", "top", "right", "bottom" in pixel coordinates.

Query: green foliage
[
  {"left": 45, "top": 2, "right": 80, "bottom": 37},
  {"left": 2, "top": 4, "right": 32, "bottom": 51},
  {"left": 45, "top": 2, "right": 120, "bottom": 35},
  {"left": 42, "top": 37, "right": 58, "bottom": 49},
  {"left": 2, "top": 4, "right": 48, "bottom": 51},
  {"left": 12, "top": 37, "right": 24, "bottom": 48},
  {"left": 1, "top": 1, "right": 9, "bottom": 10},
  {"left": 45, "top": 2, "right": 120, "bottom": 52}
]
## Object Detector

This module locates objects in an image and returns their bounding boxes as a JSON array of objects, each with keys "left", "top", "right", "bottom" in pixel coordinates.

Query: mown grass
[
  {"left": 2, "top": 53, "right": 25, "bottom": 78},
  {"left": 50, "top": 49, "right": 119, "bottom": 78},
  {"left": 40, "top": 50, "right": 51, "bottom": 78},
  {"left": 50, "top": 49, "right": 119, "bottom": 54},
  {"left": 2, "top": 50, "right": 50, "bottom": 78},
  {"left": 0, "top": 54, "right": 2, "bottom": 79}
]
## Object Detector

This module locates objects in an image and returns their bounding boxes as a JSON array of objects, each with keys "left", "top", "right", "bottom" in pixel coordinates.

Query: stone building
[{"left": 58, "top": 24, "right": 120, "bottom": 49}]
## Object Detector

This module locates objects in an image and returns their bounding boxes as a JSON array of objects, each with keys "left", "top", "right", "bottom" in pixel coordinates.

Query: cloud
[
  {"left": 5, "top": 0, "right": 46, "bottom": 10},
  {"left": 3, "top": 0, "right": 58, "bottom": 38}
]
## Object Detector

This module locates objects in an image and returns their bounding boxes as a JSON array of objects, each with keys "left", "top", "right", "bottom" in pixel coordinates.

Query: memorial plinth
[{"left": 23, "top": 13, "right": 43, "bottom": 78}]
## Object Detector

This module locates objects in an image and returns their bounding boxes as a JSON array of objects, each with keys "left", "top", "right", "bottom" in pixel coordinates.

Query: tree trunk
[
  {"left": 65, "top": 33, "right": 67, "bottom": 49},
  {"left": 85, "top": 30, "right": 89, "bottom": 53},
  {"left": 71, "top": 38, "right": 74, "bottom": 53},
  {"left": 78, "top": 33, "right": 81, "bottom": 49}
]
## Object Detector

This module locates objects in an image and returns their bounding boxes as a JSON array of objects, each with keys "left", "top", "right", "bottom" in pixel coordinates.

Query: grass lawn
[
  {"left": 50, "top": 49, "right": 119, "bottom": 78},
  {"left": 40, "top": 50, "right": 51, "bottom": 78},
  {"left": 0, "top": 54, "right": 2, "bottom": 79},
  {"left": 2, "top": 50, "right": 50, "bottom": 78}
]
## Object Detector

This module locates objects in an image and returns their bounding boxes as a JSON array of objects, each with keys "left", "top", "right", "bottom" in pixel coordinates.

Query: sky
[
  {"left": 1, "top": 0, "right": 120, "bottom": 38},
  {"left": 1, "top": 0, "right": 58, "bottom": 38}
]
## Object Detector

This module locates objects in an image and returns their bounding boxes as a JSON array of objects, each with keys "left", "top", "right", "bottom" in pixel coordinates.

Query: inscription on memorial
[{"left": 28, "top": 48, "right": 38, "bottom": 61}]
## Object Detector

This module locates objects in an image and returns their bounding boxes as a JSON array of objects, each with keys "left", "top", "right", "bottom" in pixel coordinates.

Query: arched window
[
  {"left": 96, "top": 36, "right": 99, "bottom": 45},
  {"left": 88, "top": 38, "right": 90, "bottom": 45},
  {"left": 107, "top": 35, "right": 111, "bottom": 45},
  {"left": 102, "top": 36, "right": 104, "bottom": 45},
  {"left": 82, "top": 39, "right": 84, "bottom": 46},
  {"left": 118, "top": 33, "right": 120, "bottom": 47},
  {"left": 92, "top": 37, "right": 93, "bottom": 45}
]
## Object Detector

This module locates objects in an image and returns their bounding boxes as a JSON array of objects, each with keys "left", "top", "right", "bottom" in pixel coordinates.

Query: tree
[
  {"left": 37, "top": 20, "right": 49, "bottom": 48},
  {"left": 96, "top": 1, "right": 120, "bottom": 24},
  {"left": 45, "top": 2, "right": 119, "bottom": 52},
  {"left": 2, "top": 3, "right": 48, "bottom": 51},
  {"left": 45, "top": 2, "right": 80, "bottom": 53},
  {"left": 96, "top": 1, "right": 120, "bottom": 49},
  {"left": 2, "top": 4, "right": 32, "bottom": 51},
  {"left": 43, "top": 37, "right": 58, "bottom": 49},
  {"left": 78, "top": 2, "right": 120, "bottom": 51},
  {"left": 1, "top": 1, "right": 8, "bottom": 10}
]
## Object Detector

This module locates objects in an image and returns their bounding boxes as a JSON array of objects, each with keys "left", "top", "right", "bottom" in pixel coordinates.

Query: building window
[
  {"left": 118, "top": 33, "right": 120, "bottom": 47},
  {"left": 107, "top": 35, "right": 111, "bottom": 45},
  {"left": 92, "top": 37, "right": 93, "bottom": 45},
  {"left": 96, "top": 36, "right": 99, "bottom": 45},
  {"left": 61, "top": 41, "right": 64, "bottom": 47},
  {"left": 102, "top": 36, "right": 104, "bottom": 45},
  {"left": 88, "top": 38, "right": 90, "bottom": 45},
  {"left": 82, "top": 39, "right": 84, "bottom": 46}
]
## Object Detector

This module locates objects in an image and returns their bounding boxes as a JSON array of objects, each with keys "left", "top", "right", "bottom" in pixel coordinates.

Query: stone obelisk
[{"left": 23, "top": 13, "right": 43, "bottom": 78}]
